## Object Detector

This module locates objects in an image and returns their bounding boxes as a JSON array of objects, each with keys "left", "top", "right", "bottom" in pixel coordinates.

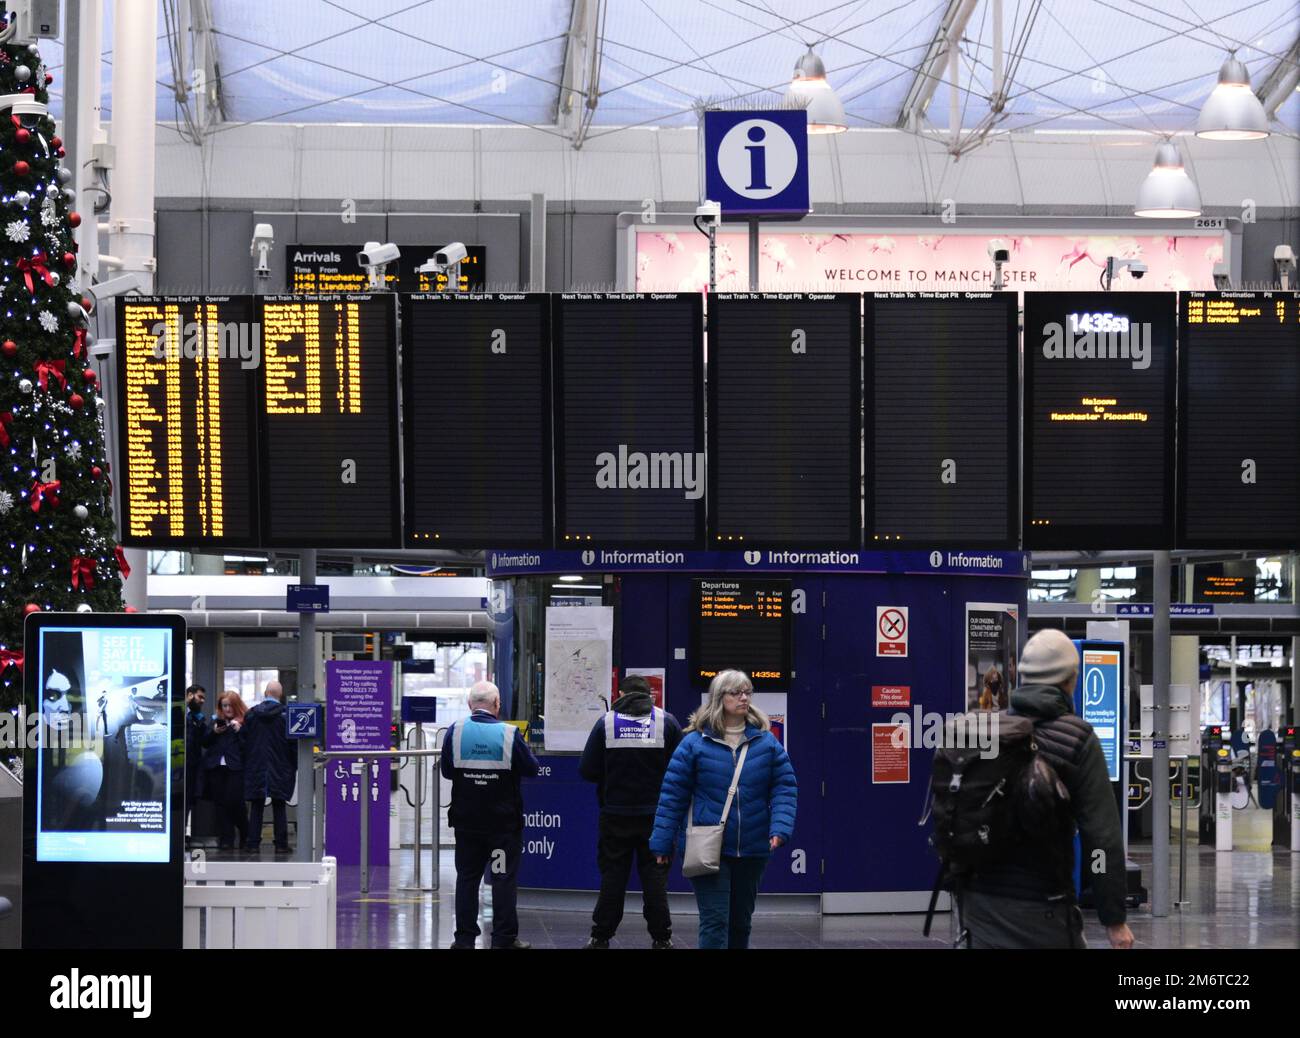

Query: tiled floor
[{"left": 211, "top": 840, "right": 1300, "bottom": 949}]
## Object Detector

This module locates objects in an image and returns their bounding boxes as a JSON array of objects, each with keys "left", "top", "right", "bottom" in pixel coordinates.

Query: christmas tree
[{"left": 0, "top": 41, "right": 125, "bottom": 716}]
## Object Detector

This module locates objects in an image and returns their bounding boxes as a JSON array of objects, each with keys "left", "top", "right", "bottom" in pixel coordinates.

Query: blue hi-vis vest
[
  {"left": 451, "top": 718, "right": 514, "bottom": 771},
  {"left": 605, "top": 707, "right": 665, "bottom": 749}
]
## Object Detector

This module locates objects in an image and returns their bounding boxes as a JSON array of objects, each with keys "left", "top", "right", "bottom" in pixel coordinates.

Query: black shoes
[
  {"left": 651, "top": 938, "right": 674, "bottom": 949},
  {"left": 584, "top": 937, "right": 611, "bottom": 949},
  {"left": 493, "top": 938, "right": 531, "bottom": 949}
]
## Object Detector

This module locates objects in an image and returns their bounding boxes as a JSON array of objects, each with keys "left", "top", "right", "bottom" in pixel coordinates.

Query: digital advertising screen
[
  {"left": 554, "top": 293, "right": 704, "bottom": 547},
  {"left": 257, "top": 294, "right": 401, "bottom": 546},
  {"left": 23, "top": 613, "right": 185, "bottom": 949},
  {"left": 868, "top": 292, "right": 1018, "bottom": 547},
  {"left": 1023, "top": 292, "right": 1177, "bottom": 549},
  {"left": 708, "top": 294, "right": 861, "bottom": 548},
  {"left": 286, "top": 244, "right": 486, "bottom": 294},
  {"left": 115, "top": 296, "right": 260, "bottom": 547},
  {"left": 690, "top": 578, "right": 792, "bottom": 689},
  {"left": 1178, "top": 291, "right": 1299, "bottom": 549},
  {"left": 403, "top": 293, "right": 551, "bottom": 547}
]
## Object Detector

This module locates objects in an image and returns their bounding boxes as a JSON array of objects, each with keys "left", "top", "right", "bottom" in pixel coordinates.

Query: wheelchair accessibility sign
[{"left": 703, "top": 109, "right": 809, "bottom": 216}]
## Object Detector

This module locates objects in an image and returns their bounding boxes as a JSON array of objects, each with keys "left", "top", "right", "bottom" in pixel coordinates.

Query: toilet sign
[
  {"left": 703, "top": 109, "right": 809, "bottom": 216},
  {"left": 877, "top": 606, "right": 909, "bottom": 657}
]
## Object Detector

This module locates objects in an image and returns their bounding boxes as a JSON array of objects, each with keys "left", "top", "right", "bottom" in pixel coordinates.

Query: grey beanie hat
[{"left": 1019, "top": 629, "right": 1080, "bottom": 688}]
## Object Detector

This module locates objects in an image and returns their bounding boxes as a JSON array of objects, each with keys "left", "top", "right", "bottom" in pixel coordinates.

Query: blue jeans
[{"left": 689, "top": 856, "right": 768, "bottom": 949}]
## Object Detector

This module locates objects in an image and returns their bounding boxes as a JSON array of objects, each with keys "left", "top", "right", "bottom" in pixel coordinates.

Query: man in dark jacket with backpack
[
  {"left": 242, "top": 681, "right": 296, "bottom": 853},
  {"left": 961, "top": 628, "right": 1134, "bottom": 950},
  {"left": 579, "top": 675, "right": 682, "bottom": 949}
]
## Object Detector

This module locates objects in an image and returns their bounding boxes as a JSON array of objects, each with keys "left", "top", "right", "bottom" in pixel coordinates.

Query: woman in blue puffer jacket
[{"left": 650, "top": 669, "right": 797, "bottom": 949}]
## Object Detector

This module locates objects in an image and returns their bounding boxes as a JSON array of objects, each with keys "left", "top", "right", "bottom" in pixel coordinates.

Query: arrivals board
[
  {"left": 257, "top": 295, "right": 400, "bottom": 546},
  {"left": 690, "top": 577, "right": 792, "bottom": 689},
  {"left": 286, "top": 244, "right": 486, "bottom": 294},
  {"left": 554, "top": 293, "right": 704, "bottom": 547},
  {"left": 708, "top": 294, "right": 860, "bottom": 548},
  {"left": 116, "top": 296, "right": 260, "bottom": 547},
  {"left": 1178, "top": 291, "right": 1299, "bottom": 549},
  {"left": 868, "top": 292, "right": 1018, "bottom": 547},
  {"left": 403, "top": 294, "right": 551, "bottom": 547},
  {"left": 1023, "top": 292, "right": 1176, "bottom": 549}
]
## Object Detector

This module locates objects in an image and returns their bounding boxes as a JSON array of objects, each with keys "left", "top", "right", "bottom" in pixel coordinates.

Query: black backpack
[{"left": 920, "top": 711, "right": 1071, "bottom": 936}]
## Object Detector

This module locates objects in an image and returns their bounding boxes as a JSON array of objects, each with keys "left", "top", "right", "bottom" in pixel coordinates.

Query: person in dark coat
[
  {"left": 202, "top": 690, "right": 249, "bottom": 851},
  {"left": 961, "top": 628, "right": 1135, "bottom": 950},
  {"left": 578, "top": 675, "right": 683, "bottom": 948},
  {"left": 184, "top": 684, "right": 208, "bottom": 843},
  {"left": 440, "top": 681, "right": 540, "bottom": 949},
  {"left": 242, "top": 681, "right": 296, "bottom": 853}
]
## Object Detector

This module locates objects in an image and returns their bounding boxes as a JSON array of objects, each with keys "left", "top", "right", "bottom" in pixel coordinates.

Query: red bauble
[
  {"left": 13, "top": 161, "right": 29, "bottom": 177},
  {"left": 82, "top": 368, "right": 96, "bottom": 384},
  {"left": 91, "top": 466, "right": 102, "bottom": 480},
  {"left": 56, "top": 147, "right": 65, "bottom": 158},
  {"left": 67, "top": 211, "right": 81, "bottom": 228},
  {"left": 44, "top": 73, "right": 53, "bottom": 86},
  {"left": 80, "top": 296, "right": 92, "bottom": 312},
  {"left": 1, "top": 340, "right": 15, "bottom": 358},
  {"left": 22, "top": 604, "right": 41, "bottom": 616},
  {"left": 51, "top": 136, "right": 62, "bottom": 148},
  {"left": 68, "top": 393, "right": 84, "bottom": 410},
  {"left": 14, "top": 127, "right": 28, "bottom": 144},
  {"left": 63, "top": 252, "right": 75, "bottom": 269},
  {"left": 124, "top": 605, "right": 138, "bottom": 614}
]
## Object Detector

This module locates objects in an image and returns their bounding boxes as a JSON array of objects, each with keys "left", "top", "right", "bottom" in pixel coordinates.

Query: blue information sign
[
  {"left": 1074, "top": 639, "right": 1123, "bottom": 782},
  {"left": 285, "top": 702, "right": 321, "bottom": 739},
  {"left": 286, "top": 584, "right": 330, "bottom": 613},
  {"left": 703, "top": 109, "right": 809, "bottom": 216}
]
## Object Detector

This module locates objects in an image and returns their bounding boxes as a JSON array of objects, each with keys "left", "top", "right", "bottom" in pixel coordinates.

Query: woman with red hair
[{"left": 202, "top": 690, "right": 249, "bottom": 851}]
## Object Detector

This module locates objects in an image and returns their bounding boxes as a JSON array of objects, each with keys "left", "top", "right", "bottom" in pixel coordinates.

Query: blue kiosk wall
[{"left": 490, "top": 551, "right": 1028, "bottom": 912}]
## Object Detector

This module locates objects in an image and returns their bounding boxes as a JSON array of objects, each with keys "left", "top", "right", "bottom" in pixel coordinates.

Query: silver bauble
[
  {"left": 56, "top": 167, "right": 71, "bottom": 184},
  {"left": 13, "top": 191, "right": 30, "bottom": 207},
  {"left": 14, "top": 66, "right": 31, "bottom": 83},
  {"left": 66, "top": 301, "right": 83, "bottom": 318},
  {"left": 18, "top": 379, "right": 32, "bottom": 394},
  {"left": 74, "top": 504, "right": 88, "bottom": 520},
  {"left": 47, "top": 270, "right": 59, "bottom": 286},
  {"left": 26, "top": 44, "right": 39, "bottom": 55},
  {"left": 62, "top": 188, "right": 75, "bottom": 204},
  {"left": 75, "top": 603, "right": 92, "bottom": 613}
]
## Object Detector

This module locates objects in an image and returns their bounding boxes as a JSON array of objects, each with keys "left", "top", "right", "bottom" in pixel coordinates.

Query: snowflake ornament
[
  {"left": 66, "top": 440, "right": 81, "bottom": 460},
  {"left": 0, "top": 489, "right": 13, "bottom": 515},
  {"left": 5, "top": 220, "right": 30, "bottom": 243},
  {"left": 38, "top": 310, "right": 57, "bottom": 333}
]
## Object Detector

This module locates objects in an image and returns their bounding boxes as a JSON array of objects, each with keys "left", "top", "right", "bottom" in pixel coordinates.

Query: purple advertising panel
[{"left": 325, "top": 660, "right": 392, "bottom": 866}]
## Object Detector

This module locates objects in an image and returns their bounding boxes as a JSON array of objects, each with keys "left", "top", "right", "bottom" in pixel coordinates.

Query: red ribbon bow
[
  {"left": 34, "top": 358, "right": 65, "bottom": 392},
  {"left": 71, "top": 556, "right": 96, "bottom": 590},
  {"left": 0, "top": 649, "right": 23, "bottom": 674},
  {"left": 0, "top": 411, "right": 11, "bottom": 450},
  {"left": 29, "top": 479, "right": 60, "bottom": 512},
  {"left": 73, "top": 327, "right": 87, "bottom": 360},
  {"left": 115, "top": 546, "right": 131, "bottom": 580},
  {"left": 16, "top": 251, "right": 53, "bottom": 295}
]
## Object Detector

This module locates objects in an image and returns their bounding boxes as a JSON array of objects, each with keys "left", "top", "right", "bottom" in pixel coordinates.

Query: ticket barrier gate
[
  {"left": 1199, "top": 725, "right": 1228, "bottom": 846},
  {"left": 1275, "top": 726, "right": 1298, "bottom": 851}
]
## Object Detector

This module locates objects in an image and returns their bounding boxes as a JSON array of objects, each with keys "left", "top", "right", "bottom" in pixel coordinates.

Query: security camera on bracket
[
  {"left": 250, "top": 223, "right": 274, "bottom": 283},
  {"left": 416, "top": 242, "right": 468, "bottom": 294},
  {"left": 1274, "top": 244, "right": 1296, "bottom": 290},
  {"left": 987, "top": 239, "right": 1010, "bottom": 290},
  {"left": 1102, "top": 256, "right": 1147, "bottom": 292},
  {"left": 358, "top": 241, "right": 401, "bottom": 291}
]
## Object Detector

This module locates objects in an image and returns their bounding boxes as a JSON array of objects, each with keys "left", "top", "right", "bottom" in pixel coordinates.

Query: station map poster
[
  {"left": 868, "top": 292, "right": 1018, "bottom": 548},
  {"left": 1023, "top": 292, "right": 1176, "bottom": 549},
  {"left": 965, "top": 602, "right": 1019, "bottom": 711},
  {"left": 1177, "top": 291, "right": 1300, "bottom": 549},
  {"left": 543, "top": 605, "right": 614, "bottom": 751},
  {"left": 286, "top": 244, "right": 487, "bottom": 294},
  {"left": 554, "top": 294, "right": 704, "bottom": 547},
  {"left": 690, "top": 578, "right": 792, "bottom": 689},
  {"left": 256, "top": 294, "right": 401, "bottom": 547},
  {"left": 116, "top": 296, "right": 260, "bottom": 547},
  {"left": 708, "top": 294, "right": 860, "bottom": 548},
  {"left": 403, "top": 294, "right": 551, "bottom": 547}
]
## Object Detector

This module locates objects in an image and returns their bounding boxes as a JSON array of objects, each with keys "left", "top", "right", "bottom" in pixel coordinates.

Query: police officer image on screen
[
  {"left": 439, "top": 680, "right": 540, "bottom": 949},
  {"left": 579, "top": 674, "right": 683, "bottom": 948},
  {"left": 99, "top": 679, "right": 170, "bottom": 828}
]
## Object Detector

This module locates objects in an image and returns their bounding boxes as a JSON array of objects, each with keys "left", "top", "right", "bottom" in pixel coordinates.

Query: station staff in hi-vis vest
[
  {"left": 579, "top": 675, "right": 684, "bottom": 949},
  {"left": 440, "top": 680, "right": 540, "bottom": 949}
]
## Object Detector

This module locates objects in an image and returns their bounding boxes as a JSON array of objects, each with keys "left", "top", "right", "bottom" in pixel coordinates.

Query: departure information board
[
  {"left": 116, "top": 296, "right": 259, "bottom": 547},
  {"left": 257, "top": 295, "right": 400, "bottom": 546},
  {"left": 691, "top": 578, "right": 792, "bottom": 689},
  {"left": 709, "top": 294, "right": 860, "bottom": 548},
  {"left": 554, "top": 294, "right": 704, "bottom": 546},
  {"left": 286, "top": 244, "right": 486, "bottom": 294},
  {"left": 403, "top": 294, "right": 551, "bottom": 547},
  {"left": 1023, "top": 292, "right": 1176, "bottom": 549},
  {"left": 1178, "top": 291, "right": 1299, "bottom": 548},
  {"left": 868, "top": 292, "right": 1018, "bottom": 547}
]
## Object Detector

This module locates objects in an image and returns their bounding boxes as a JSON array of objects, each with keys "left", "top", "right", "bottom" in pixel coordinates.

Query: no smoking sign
[{"left": 877, "top": 606, "right": 909, "bottom": 657}]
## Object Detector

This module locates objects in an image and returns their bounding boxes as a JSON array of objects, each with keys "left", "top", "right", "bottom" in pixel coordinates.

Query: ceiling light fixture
[
  {"left": 1196, "top": 55, "right": 1270, "bottom": 140},
  {"left": 785, "top": 49, "right": 847, "bottom": 134},
  {"left": 1134, "top": 141, "right": 1201, "bottom": 218}
]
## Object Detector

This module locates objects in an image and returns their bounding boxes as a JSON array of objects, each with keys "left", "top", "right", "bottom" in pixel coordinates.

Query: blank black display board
[
  {"left": 116, "top": 296, "right": 260, "bottom": 548},
  {"left": 403, "top": 294, "right": 551, "bottom": 548},
  {"left": 257, "top": 294, "right": 400, "bottom": 547},
  {"left": 1178, "top": 291, "right": 1300, "bottom": 549},
  {"left": 554, "top": 294, "right": 704, "bottom": 546},
  {"left": 1023, "top": 292, "right": 1176, "bottom": 549},
  {"left": 868, "top": 292, "right": 1018, "bottom": 547},
  {"left": 708, "top": 294, "right": 860, "bottom": 548},
  {"left": 691, "top": 577, "right": 792, "bottom": 689}
]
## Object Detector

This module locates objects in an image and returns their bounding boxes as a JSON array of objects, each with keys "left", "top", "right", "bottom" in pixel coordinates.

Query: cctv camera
[
  {"left": 434, "top": 242, "right": 468, "bottom": 269},
  {"left": 987, "top": 239, "right": 1010, "bottom": 264},
  {"left": 358, "top": 241, "right": 401, "bottom": 268},
  {"left": 251, "top": 223, "right": 274, "bottom": 250},
  {"left": 250, "top": 223, "right": 275, "bottom": 277},
  {"left": 696, "top": 201, "right": 722, "bottom": 227},
  {"left": 1128, "top": 260, "right": 1147, "bottom": 280},
  {"left": 1212, "top": 262, "right": 1232, "bottom": 290}
]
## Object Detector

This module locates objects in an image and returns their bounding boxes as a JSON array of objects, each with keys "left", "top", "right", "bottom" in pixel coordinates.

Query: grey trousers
[{"left": 959, "top": 889, "right": 1087, "bottom": 949}]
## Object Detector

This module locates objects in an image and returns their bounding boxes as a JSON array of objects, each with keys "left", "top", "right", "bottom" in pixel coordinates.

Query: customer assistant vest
[
  {"left": 452, "top": 717, "right": 515, "bottom": 769},
  {"left": 604, "top": 707, "right": 666, "bottom": 749},
  {"left": 446, "top": 715, "right": 527, "bottom": 833}
]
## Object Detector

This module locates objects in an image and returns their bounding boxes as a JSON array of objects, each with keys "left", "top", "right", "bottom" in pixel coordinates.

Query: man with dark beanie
[
  {"left": 962, "top": 628, "right": 1135, "bottom": 949},
  {"left": 579, "top": 675, "right": 683, "bottom": 948}
]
